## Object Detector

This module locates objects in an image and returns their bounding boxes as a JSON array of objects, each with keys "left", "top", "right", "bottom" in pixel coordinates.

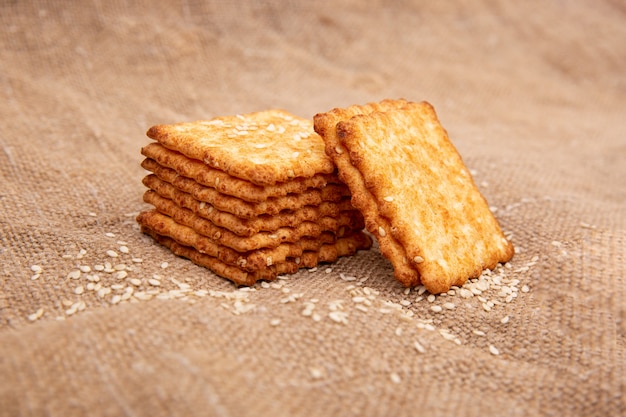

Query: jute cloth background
[{"left": 1, "top": 1, "right": 624, "bottom": 416}]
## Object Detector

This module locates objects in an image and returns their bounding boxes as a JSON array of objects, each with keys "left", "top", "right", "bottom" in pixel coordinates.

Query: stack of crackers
[{"left": 137, "top": 110, "right": 373, "bottom": 286}]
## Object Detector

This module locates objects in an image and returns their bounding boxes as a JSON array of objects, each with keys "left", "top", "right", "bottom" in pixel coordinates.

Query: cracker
[
  {"left": 140, "top": 170, "right": 357, "bottom": 236},
  {"left": 137, "top": 210, "right": 330, "bottom": 271},
  {"left": 314, "top": 99, "right": 420, "bottom": 287},
  {"left": 142, "top": 192, "right": 363, "bottom": 252},
  {"left": 140, "top": 217, "right": 373, "bottom": 286},
  {"left": 318, "top": 100, "right": 514, "bottom": 293},
  {"left": 143, "top": 183, "right": 360, "bottom": 237},
  {"left": 142, "top": 229, "right": 298, "bottom": 286},
  {"left": 142, "top": 143, "right": 340, "bottom": 202},
  {"left": 146, "top": 109, "right": 335, "bottom": 186},
  {"left": 141, "top": 160, "right": 351, "bottom": 218}
]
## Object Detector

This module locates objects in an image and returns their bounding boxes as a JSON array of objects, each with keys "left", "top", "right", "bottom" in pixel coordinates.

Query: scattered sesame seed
[
  {"left": 110, "top": 295, "right": 122, "bottom": 304},
  {"left": 325, "top": 268, "right": 332, "bottom": 274},
  {"left": 473, "top": 329, "right": 486, "bottom": 336},
  {"left": 148, "top": 279, "right": 161, "bottom": 287},
  {"left": 94, "top": 264, "right": 104, "bottom": 271},
  {"left": 489, "top": 345, "right": 500, "bottom": 355},
  {"left": 131, "top": 258, "right": 143, "bottom": 263},
  {"left": 67, "top": 270, "right": 81, "bottom": 280},
  {"left": 443, "top": 302, "right": 455, "bottom": 310},
  {"left": 414, "top": 340, "right": 426, "bottom": 353},
  {"left": 390, "top": 373, "right": 401, "bottom": 384},
  {"left": 160, "top": 262, "right": 169, "bottom": 269},
  {"left": 521, "top": 285, "right": 530, "bottom": 293},
  {"left": 106, "top": 250, "right": 118, "bottom": 258},
  {"left": 105, "top": 232, "right": 115, "bottom": 238},
  {"left": 328, "top": 311, "right": 348, "bottom": 324},
  {"left": 309, "top": 368, "right": 324, "bottom": 379},
  {"left": 27, "top": 308, "right": 44, "bottom": 322},
  {"left": 119, "top": 246, "right": 129, "bottom": 254},
  {"left": 115, "top": 271, "right": 128, "bottom": 280},
  {"left": 501, "top": 316, "right": 510, "bottom": 324},
  {"left": 427, "top": 294, "right": 436, "bottom": 303},
  {"left": 31, "top": 274, "right": 40, "bottom": 281},
  {"left": 378, "top": 226, "right": 387, "bottom": 237},
  {"left": 74, "top": 285, "right": 84, "bottom": 295},
  {"left": 383, "top": 196, "right": 394, "bottom": 202},
  {"left": 431, "top": 305, "right": 443, "bottom": 313},
  {"left": 31, "top": 265, "right": 43, "bottom": 273}
]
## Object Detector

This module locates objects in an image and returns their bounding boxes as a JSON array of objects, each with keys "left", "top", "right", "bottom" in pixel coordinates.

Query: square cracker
[
  {"left": 141, "top": 160, "right": 351, "bottom": 218},
  {"left": 141, "top": 143, "right": 339, "bottom": 203},
  {"left": 315, "top": 99, "right": 514, "bottom": 294},
  {"left": 137, "top": 210, "right": 371, "bottom": 273},
  {"left": 314, "top": 99, "right": 420, "bottom": 287},
  {"left": 146, "top": 110, "right": 335, "bottom": 186}
]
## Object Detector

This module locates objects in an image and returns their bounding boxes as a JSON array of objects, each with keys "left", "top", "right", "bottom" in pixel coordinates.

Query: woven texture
[{"left": 1, "top": 1, "right": 624, "bottom": 416}]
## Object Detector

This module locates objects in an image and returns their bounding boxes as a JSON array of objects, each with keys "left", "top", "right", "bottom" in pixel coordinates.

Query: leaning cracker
[
  {"left": 334, "top": 100, "right": 514, "bottom": 293},
  {"left": 314, "top": 99, "right": 420, "bottom": 287},
  {"left": 146, "top": 110, "right": 334, "bottom": 186},
  {"left": 142, "top": 177, "right": 358, "bottom": 237},
  {"left": 142, "top": 161, "right": 351, "bottom": 218},
  {"left": 143, "top": 193, "right": 364, "bottom": 252},
  {"left": 142, "top": 143, "right": 340, "bottom": 202}
]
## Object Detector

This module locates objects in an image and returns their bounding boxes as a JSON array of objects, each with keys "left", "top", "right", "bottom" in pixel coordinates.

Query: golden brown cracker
[
  {"left": 141, "top": 160, "right": 351, "bottom": 218},
  {"left": 314, "top": 99, "right": 420, "bottom": 287},
  {"left": 142, "top": 229, "right": 298, "bottom": 286},
  {"left": 139, "top": 215, "right": 373, "bottom": 285},
  {"left": 146, "top": 109, "right": 335, "bottom": 186},
  {"left": 332, "top": 100, "right": 514, "bottom": 293},
  {"left": 142, "top": 176, "right": 359, "bottom": 237},
  {"left": 142, "top": 192, "right": 363, "bottom": 252},
  {"left": 141, "top": 143, "right": 340, "bottom": 203},
  {"left": 137, "top": 210, "right": 330, "bottom": 271}
]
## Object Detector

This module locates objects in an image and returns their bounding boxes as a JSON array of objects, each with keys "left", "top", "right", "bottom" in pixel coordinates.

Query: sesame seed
[
  {"left": 119, "top": 246, "right": 129, "bottom": 254},
  {"left": 489, "top": 345, "right": 500, "bottom": 355},
  {"left": 390, "top": 373, "right": 401, "bottom": 384},
  {"left": 325, "top": 268, "right": 332, "bottom": 274},
  {"left": 378, "top": 226, "right": 387, "bottom": 237},
  {"left": 501, "top": 316, "right": 510, "bottom": 324},
  {"left": 94, "top": 264, "right": 104, "bottom": 271},
  {"left": 521, "top": 285, "right": 530, "bottom": 293},
  {"left": 110, "top": 295, "right": 122, "bottom": 304},
  {"left": 266, "top": 256, "right": 273, "bottom": 266},
  {"left": 383, "top": 196, "right": 394, "bottom": 202},
  {"left": 427, "top": 294, "right": 436, "bottom": 303},
  {"left": 473, "top": 329, "right": 486, "bottom": 336},
  {"left": 414, "top": 340, "right": 426, "bottom": 353},
  {"left": 79, "top": 265, "right": 91, "bottom": 273},
  {"left": 106, "top": 250, "right": 118, "bottom": 258},
  {"left": 130, "top": 278, "right": 142, "bottom": 286},
  {"left": 431, "top": 305, "right": 443, "bottom": 313},
  {"left": 413, "top": 256, "right": 424, "bottom": 264},
  {"left": 443, "top": 302, "right": 455, "bottom": 310},
  {"left": 334, "top": 145, "right": 343, "bottom": 154},
  {"left": 160, "top": 262, "right": 169, "bottom": 269},
  {"left": 115, "top": 271, "right": 128, "bottom": 280},
  {"left": 74, "top": 285, "right": 84, "bottom": 295},
  {"left": 328, "top": 311, "right": 348, "bottom": 324},
  {"left": 148, "top": 279, "right": 161, "bottom": 286},
  {"left": 31, "top": 265, "right": 43, "bottom": 273},
  {"left": 67, "top": 270, "right": 81, "bottom": 280},
  {"left": 31, "top": 274, "right": 40, "bottom": 281},
  {"left": 308, "top": 267, "right": 318, "bottom": 273},
  {"left": 309, "top": 368, "right": 323, "bottom": 379}
]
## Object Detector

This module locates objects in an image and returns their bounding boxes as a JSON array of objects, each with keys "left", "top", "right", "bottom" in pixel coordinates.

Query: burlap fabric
[{"left": 1, "top": 1, "right": 624, "bottom": 416}]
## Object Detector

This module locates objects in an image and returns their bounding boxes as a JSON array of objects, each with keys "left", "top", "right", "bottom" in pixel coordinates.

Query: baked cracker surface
[
  {"left": 147, "top": 109, "right": 334, "bottom": 186},
  {"left": 333, "top": 100, "right": 514, "bottom": 293},
  {"left": 314, "top": 99, "right": 420, "bottom": 287}
]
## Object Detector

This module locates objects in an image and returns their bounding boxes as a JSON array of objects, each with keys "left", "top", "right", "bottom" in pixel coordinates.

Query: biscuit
[
  {"left": 142, "top": 160, "right": 351, "bottom": 218},
  {"left": 140, "top": 217, "right": 373, "bottom": 285},
  {"left": 317, "top": 100, "right": 514, "bottom": 293},
  {"left": 142, "top": 177, "right": 358, "bottom": 237},
  {"left": 137, "top": 209, "right": 331, "bottom": 271},
  {"left": 143, "top": 229, "right": 298, "bottom": 286},
  {"left": 142, "top": 193, "right": 364, "bottom": 252},
  {"left": 141, "top": 143, "right": 340, "bottom": 202},
  {"left": 146, "top": 109, "right": 335, "bottom": 186},
  {"left": 314, "top": 99, "right": 420, "bottom": 287}
]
